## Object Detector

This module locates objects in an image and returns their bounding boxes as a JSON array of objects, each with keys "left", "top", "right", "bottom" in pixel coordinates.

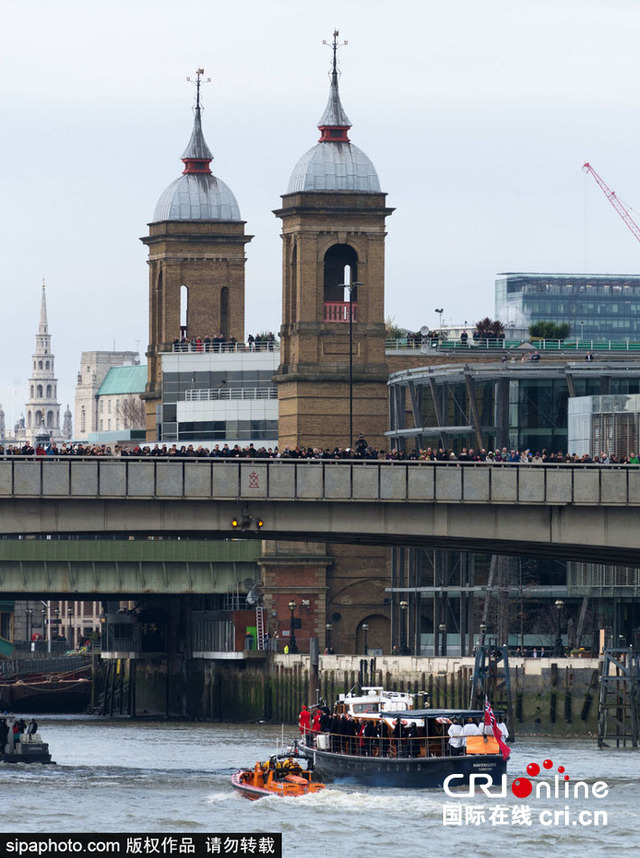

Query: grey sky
[{"left": 2, "top": 0, "right": 640, "bottom": 427}]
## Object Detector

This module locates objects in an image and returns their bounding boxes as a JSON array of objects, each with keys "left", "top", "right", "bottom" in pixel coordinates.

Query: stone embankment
[{"left": 96, "top": 654, "right": 601, "bottom": 737}]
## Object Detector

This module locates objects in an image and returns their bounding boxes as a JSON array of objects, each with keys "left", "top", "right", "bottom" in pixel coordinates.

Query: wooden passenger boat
[
  {"left": 299, "top": 687, "right": 508, "bottom": 789},
  {"left": 231, "top": 753, "right": 325, "bottom": 800}
]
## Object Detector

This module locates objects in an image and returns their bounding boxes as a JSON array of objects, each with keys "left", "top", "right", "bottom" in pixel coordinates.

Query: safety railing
[
  {"left": 184, "top": 387, "right": 278, "bottom": 402},
  {"left": 385, "top": 337, "right": 640, "bottom": 352},
  {"left": 324, "top": 302, "right": 358, "bottom": 323},
  {"left": 169, "top": 340, "right": 279, "bottom": 353}
]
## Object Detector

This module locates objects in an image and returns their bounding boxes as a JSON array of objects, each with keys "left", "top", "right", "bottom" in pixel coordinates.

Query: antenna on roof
[{"left": 186, "top": 68, "right": 211, "bottom": 111}]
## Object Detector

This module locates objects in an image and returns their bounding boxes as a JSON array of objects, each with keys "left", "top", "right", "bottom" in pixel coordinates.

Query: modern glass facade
[
  {"left": 387, "top": 362, "right": 640, "bottom": 455},
  {"left": 495, "top": 273, "right": 640, "bottom": 340},
  {"left": 568, "top": 394, "right": 640, "bottom": 457}
]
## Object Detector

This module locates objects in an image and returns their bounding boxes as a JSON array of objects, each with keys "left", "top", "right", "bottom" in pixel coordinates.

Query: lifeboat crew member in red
[{"left": 298, "top": 704, "right": 311, "bottom": 739}]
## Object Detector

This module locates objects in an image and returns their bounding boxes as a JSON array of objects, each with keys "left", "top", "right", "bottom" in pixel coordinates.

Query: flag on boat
[{"left": 484, "top": 696, "right": 511, "bottom": 760}]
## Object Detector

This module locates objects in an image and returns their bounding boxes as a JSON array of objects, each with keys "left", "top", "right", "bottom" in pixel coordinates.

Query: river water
[{"left": 1, "top": 718, "right": 638, "bottom": 856}]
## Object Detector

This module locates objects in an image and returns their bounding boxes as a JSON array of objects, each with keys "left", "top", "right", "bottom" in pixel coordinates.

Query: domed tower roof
[
  {"left": 287, "top": 31, "right": 381, "bottom": 194},
  {"left": 153, "top": 72, "right": 241, "bottom": 222}
]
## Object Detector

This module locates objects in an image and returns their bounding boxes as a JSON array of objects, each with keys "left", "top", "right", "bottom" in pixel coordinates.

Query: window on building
[
  {"left": 0, "top": 610, "right": 12, "bottom": 643},
  {"left": 181, "top": 285, "right": 188, "bottom": 336},
  {"left": 323, "top": 244, "right": 358, "bottom": 304}
]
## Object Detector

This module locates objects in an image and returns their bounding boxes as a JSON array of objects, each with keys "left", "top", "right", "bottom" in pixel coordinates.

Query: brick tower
[
  {"left": 141, "top": 70, "right": 252, "bottom": 438},
  {"left": 274, "top": 32, "right": 393, "bottom": 451}
]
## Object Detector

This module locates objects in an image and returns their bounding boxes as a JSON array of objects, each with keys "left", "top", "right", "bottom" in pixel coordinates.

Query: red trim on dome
[
  {"left": 318, "top": 126, "right": 350, "bottom": 143},
  {"left": 182, "top": 158, "right": 212, "bottom": 174}
]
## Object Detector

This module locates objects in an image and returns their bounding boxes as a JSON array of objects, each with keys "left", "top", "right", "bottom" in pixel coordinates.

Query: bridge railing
[{"left": 0, "top": 457, "right": 639, "bottom": 506}]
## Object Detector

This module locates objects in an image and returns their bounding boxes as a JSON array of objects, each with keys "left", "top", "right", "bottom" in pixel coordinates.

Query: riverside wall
[{"left": 94, "top": 654, "right": 602, "bottom": 737}]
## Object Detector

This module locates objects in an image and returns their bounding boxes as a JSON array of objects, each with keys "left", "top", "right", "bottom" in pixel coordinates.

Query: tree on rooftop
[
  {"left": 475, "top": 318, "right": 505, "bottom": 339},
  {"left": 529, "top": 321, "right": 571, "bottom": 340}
]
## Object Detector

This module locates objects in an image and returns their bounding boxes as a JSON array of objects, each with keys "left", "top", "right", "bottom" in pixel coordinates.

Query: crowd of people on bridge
[{"left": 0, "top": 437, "right": 638, "bottom": 464}]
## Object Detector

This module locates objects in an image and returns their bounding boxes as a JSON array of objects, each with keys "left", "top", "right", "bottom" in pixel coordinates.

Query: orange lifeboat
[{"left": 231, "top": 755, "right": 325, "bottom": 801}]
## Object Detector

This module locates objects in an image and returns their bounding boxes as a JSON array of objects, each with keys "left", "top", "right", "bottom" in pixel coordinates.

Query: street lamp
[
  {"left": 435, "top": 308, "right": 444, "bottom": 329},
  {"left": 580, "top": 321, "right": 585, "bottom": 341},
  {"left": 288, "top": 600, "right": 298, "bottom": 654},
  {"left": 26, "top": 607, "right": 33, "bottom": 644},
  {"left": 479, "top": 622, "right": 487, "bottom": 648},
  {"left": 399, "top": 600, "right": 408, "bottom": 654},
  {"left": 362, "top": 622, "right": 369, "bottom": 656},
  {"left": 67, "top": 606, "right": 74, "bottom": 648},
  {"left": 439, "top": 623, "right": 447, "bottom": 657},
  {"left": 325, "top": 622, "right": 332, "bottom": 653},
  {"left": 553, "top": 600, "right": 564, "bottom": 657},
  {"left": 346, "top": 281, "right": 363, "bottom": 449}
]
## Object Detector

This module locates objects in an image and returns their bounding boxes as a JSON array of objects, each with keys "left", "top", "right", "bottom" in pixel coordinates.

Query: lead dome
[
  {"left": 153, "top": 92, "right": 241, "bottom": 222},
  {"left": 287, "top": 38, "right": 381, "bottom": 194}
]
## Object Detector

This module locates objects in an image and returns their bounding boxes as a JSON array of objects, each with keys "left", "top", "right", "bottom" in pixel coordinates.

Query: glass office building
[
  {"left": 387, "top": 361, "right": 640, "bottom": 455},
  {"left": 495, "top": 273, "right": 640, "bottom": 340}
]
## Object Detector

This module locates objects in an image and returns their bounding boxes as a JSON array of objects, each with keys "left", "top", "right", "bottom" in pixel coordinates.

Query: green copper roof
[{"left": 97, "top": 365, "right": 147, "bottom": 396}]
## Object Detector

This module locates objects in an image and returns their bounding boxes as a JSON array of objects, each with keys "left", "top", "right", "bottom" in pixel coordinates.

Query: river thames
[{"left": 1, "top": 718, "right": 638, "bottom": 856}]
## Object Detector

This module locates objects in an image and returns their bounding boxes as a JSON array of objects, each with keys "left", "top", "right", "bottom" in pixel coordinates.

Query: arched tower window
[
  {"left": 37, "top": 385, "right": 43, "bottom": 397},
  {"left": 46, "top": 411, "right": 53, "bottom": 428},
  {"left": 45, "top": 361, "right": 50, "bottom": 370},
  {"left": 290, "top": 244, "right": 298, "bottom": 322},
  {"left": 38, "top": 361, "right": 43, "bottom": 370},
  {"left": 35, "top": 410, "right": 43, "bottom": 427},
  {"left": 156, "top": 269, "right": 164, "bottom": 344},
  {"left": 220, "top": 287, "right": 229, "bottom": 339},
  {"left": 180, "top": 284, "right": 188, "bottom": 339},
  {"left": 46, "top": 385, "right": 52, "bottom": 398},
  {"left": 324, "top": 244, "right": 358, "bottom": 303}
]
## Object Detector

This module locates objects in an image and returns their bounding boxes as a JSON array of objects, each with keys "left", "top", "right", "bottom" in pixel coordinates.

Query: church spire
[
  {"left": 181, "top": 68, "right": 213, "bottom": 173},
  {"left": 39, "top": 280, "right": 48, "bottom": 334},
  {"left": 318, "top": 30, "right": 351, "bottom": 142}
]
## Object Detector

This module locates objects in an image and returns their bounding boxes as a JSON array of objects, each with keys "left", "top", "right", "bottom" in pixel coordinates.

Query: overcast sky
[{"left": 2, "top": 0, "right": 640, "bottom": 427}]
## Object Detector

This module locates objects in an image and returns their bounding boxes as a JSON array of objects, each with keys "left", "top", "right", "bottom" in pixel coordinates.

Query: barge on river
[{"left": 299, "top": 687, "right": 507, "bottom": 789}]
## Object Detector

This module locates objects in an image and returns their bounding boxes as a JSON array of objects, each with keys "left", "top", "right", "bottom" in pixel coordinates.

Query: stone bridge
[{"left": 1, "top": 458, "right": 640, "bottom": 566}]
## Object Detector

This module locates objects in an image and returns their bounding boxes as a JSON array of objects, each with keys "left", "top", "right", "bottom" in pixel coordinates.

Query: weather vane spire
[
  {"left": 186, "top": 68, "right": 211, "bottom": 112},
  {"left": 323, "top": 29, "right": 348, "bottom": 79}
]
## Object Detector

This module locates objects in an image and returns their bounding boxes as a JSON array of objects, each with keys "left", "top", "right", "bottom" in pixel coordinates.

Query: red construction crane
[{"left": 582, "top": 162, "right": 640, "bottom": 245}]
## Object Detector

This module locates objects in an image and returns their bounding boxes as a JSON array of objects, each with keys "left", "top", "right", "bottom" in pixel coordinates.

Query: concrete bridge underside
[{"left": 1, "top": 459, "right": 640, "bottom": 569}]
